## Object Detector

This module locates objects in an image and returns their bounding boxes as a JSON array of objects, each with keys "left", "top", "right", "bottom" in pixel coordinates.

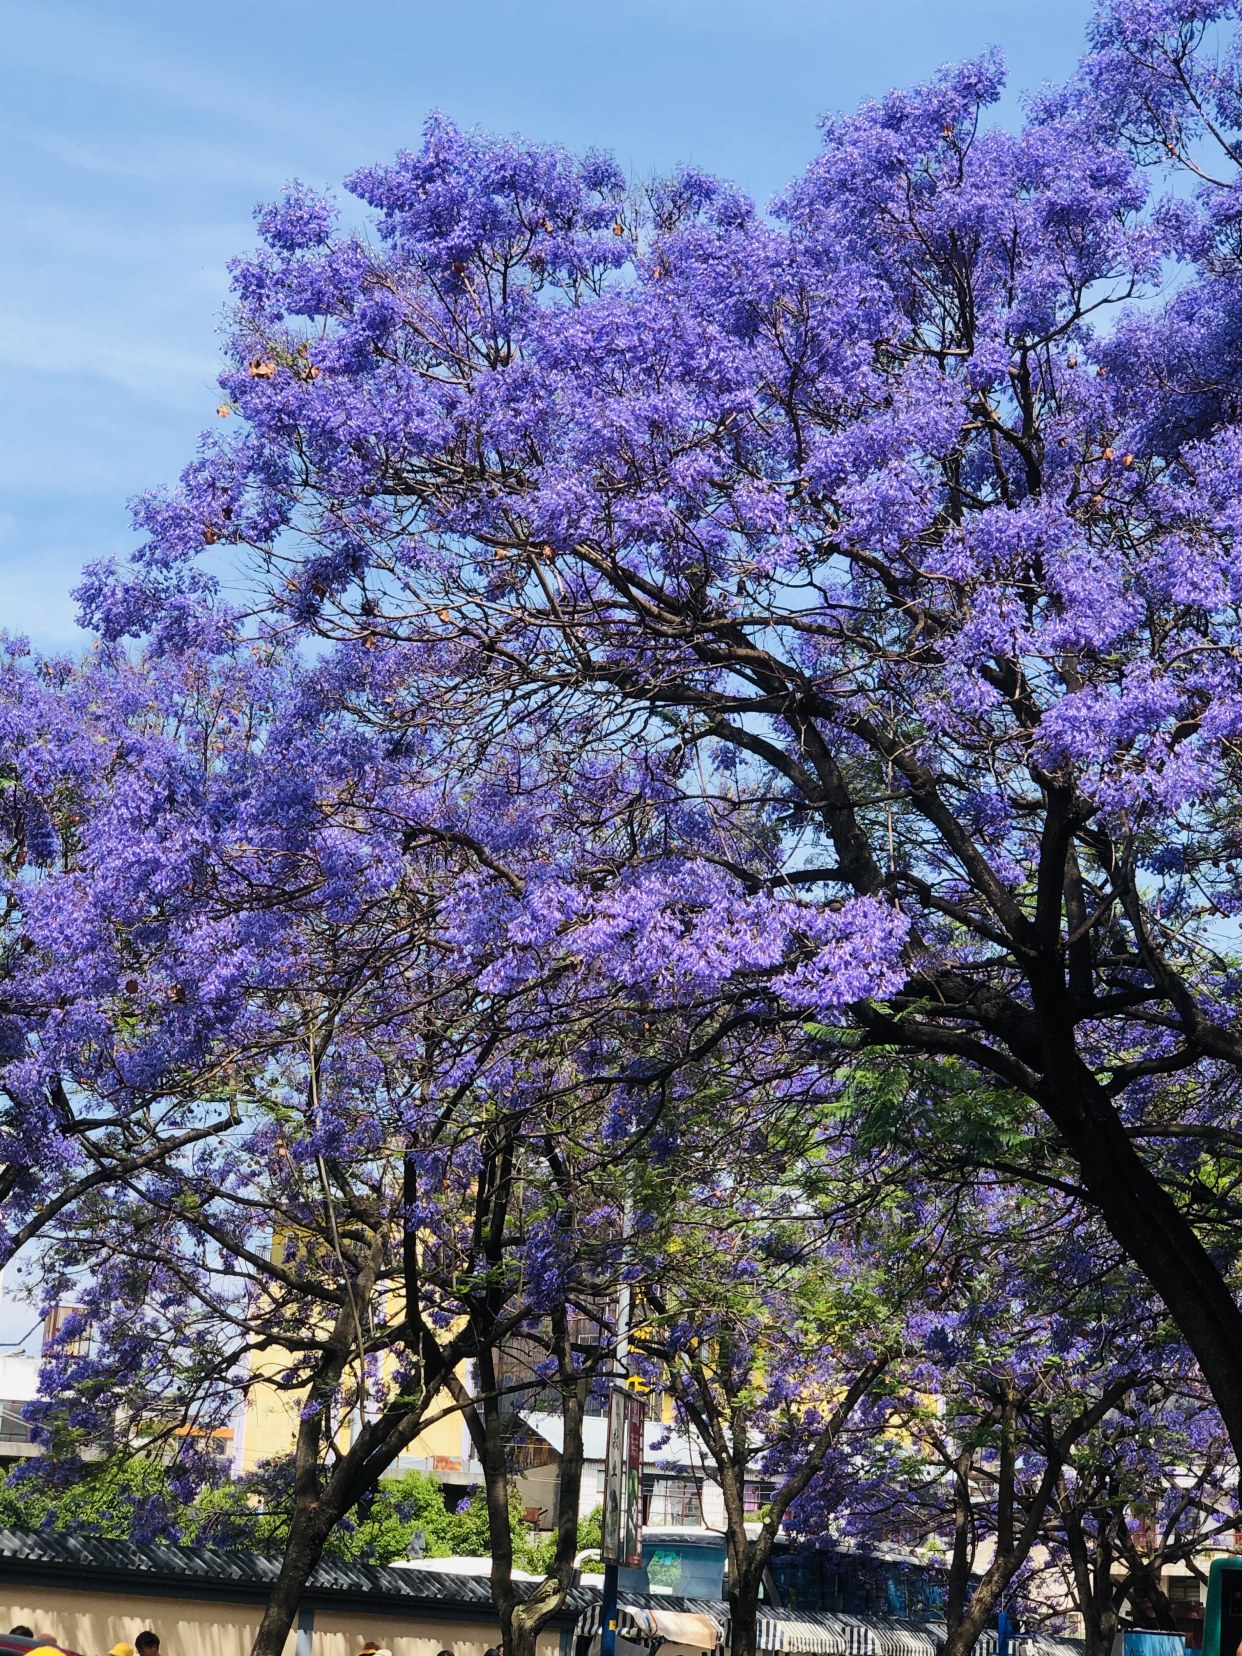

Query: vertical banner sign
[
  {"left": 602, "top": 1390, "right": 646, "bottom": 1567},
  {"left": 601, "top": 1388, "right": 627, "bottom": 1564},
  {"left": 623, "top": 1393, "right": 645, "bottom": 1567}
]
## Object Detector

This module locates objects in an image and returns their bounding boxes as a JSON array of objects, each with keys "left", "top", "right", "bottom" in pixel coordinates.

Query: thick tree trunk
[
  {"left": 252, "top": 1502, "right": 336, "bottom": 1656},
  {"left": 1092, "top": 1604, "right": 1121, "bottom": 1656},
  {"left": 249, "top": 1390, "right": 446, "bottom": 1656},
  {"left": 492, "top": 1329, "right": 589, "bottom": 1656},
  {"left": 944, "top": 1423, "right": 1018, "bottom": 1656},
  {"left": 249, "top": 1229, "right": 378, "bottom": 1656},
  {"left": 1062, "top": 1505, "right": 1117, "bottom": 1656},
  {"left": 247, "top": 1204, "right": 450, "bottom": 1656},
  {"left": 1125, "top": 1568, "right": 1178, "bottom": 1633},
  {"left": 502, "top": 1609, "right": 535, "bottom": 1656},
  {"left": 1041, "top": 1061, "right": 1242, "bottom": 1474},
  {"left": 728, "top": 1588, "right": 760, "bottom": 1656},
  {"left": 945, "top": 1452, "right": 974, "bottom": 1637},
  {"left": 944, "top": 1587, "right": 1008, "bottom": 1656}
]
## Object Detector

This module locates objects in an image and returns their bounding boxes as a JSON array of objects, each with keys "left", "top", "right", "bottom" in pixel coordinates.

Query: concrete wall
[
  {"left": 310, "top": 1605, "right": 561, "bottom": 1656},
  {"left": 0, "top": 1589, "right": 287, "bottom": 1656},
  {"left": 0, "top": 1588, "right": 564, "bottom": 1656}
]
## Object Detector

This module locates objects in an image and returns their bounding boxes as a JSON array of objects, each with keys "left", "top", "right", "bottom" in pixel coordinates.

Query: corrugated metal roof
[
  {"left": 0, "top": 1528, "right": 493, "bottom": 1606},
  {"left": 0, "top": 1529, "right": 704, "bottom": 1621}
]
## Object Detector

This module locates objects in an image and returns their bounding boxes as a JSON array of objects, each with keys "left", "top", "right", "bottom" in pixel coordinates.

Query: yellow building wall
[
  {"left": 242, "top": 1232, "right": 472, "bottom": 1476},
  {"left": 0, "top": 1588, "right": 563, "bottom": 1656},
  {"left": 237, "top": 1366, "right": 470, "bottom": 1477},
  {"left": 239, "top": 1380, "right": 306, "bottom": 1473}
]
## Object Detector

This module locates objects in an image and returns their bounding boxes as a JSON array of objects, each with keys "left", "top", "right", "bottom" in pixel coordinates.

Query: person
[
  {"left": 435, "top": 1648, "right": 454, "bottom": 1656},
  {"left": 357, "top": 1643, "right": 382, "bottom": 1656},
  {"left": 8, "top": 1630, "right": 32, "bottom": 1640},
  {"left": 135, "top": 1635, "right": 159, "bottom": 1656},
  {"left": 107, "top": 1643, "right": 134, "bottom": 1656}
]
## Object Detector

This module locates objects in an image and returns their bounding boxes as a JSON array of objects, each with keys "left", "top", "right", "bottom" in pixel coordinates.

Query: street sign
[
  {"left": 601, "top": 1389, "right": 626, "bottom": 1564},
  {"left": 623, "top": 1394, "right": 644, "bottom": 1566},
  {"left": 601, "top": 1388, "right": 645, "bottom": 1566}
]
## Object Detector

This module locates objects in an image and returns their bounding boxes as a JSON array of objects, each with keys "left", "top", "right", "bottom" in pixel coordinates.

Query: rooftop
[{"left": 0, "top": 1528, "right": 712, "bottom": 1623}]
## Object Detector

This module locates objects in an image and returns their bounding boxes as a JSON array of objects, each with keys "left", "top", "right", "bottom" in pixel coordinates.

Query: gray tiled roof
[{"left": 0, "top": 1528, "right": 711, "bottom": 1623}]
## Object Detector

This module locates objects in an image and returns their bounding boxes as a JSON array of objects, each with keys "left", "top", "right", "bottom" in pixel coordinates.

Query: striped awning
[
  {"left": 575, "top": 1603, "right": 726, "bottom": 1652},
  {"left": 756, "top": 1610, "right": 849, "bottom": 1653},
  {"left": 576, "top": 1606, "right": 1079, "bottom": 1656},
  {"left": 971, "top": 1633, "right": 1083, "bottom": 1656},
  {"left": 757, "top": 1614, "right": 939, "bottom": 1656},
  {"left": 821, "top": 1616, "right": 940, "bottom": 1656}
]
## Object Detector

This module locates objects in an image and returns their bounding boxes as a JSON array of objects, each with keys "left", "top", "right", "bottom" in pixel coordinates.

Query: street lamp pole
[{"left": 600, "top": 1215, "right": 634, "bottom": 1656}]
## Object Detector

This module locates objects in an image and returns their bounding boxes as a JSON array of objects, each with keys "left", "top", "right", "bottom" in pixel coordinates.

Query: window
[
  {"left": 645, "top": 1476, "right": 704, "bottom": 1526},
  {"left": 1168, "top": 1579, "right": 1203, "bottom": 1605},
  {"left": 0, "top": 1404, "right": 30, "bottom": 1445}
]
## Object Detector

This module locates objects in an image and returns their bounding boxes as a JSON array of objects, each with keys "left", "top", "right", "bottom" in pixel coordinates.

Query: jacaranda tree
[
  {"left": 869, "top": 1187, "right": 1185, "bottom": 1656},
  {"left": 76, "top": 0, "right": 1242, "bottom": 1475},
  {"left": 14, "top": 634, "right": 842, "bottom": 1656},
  {"left": 631, "top": 1105, "right": 931, "bottom": 1656},
  {"left": 1038, "top": 1374, "right": 1235, "bottom": 1656}
]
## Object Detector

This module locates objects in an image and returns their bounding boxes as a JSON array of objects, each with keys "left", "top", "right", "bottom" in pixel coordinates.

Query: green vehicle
[{"left": 1201, "top": 1558, "right": 1242, "bottom": 1656}]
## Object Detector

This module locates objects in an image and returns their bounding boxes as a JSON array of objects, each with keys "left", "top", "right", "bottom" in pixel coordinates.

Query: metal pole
[
  {"left": 600, "top": 1213, "right": 635, "bottom": 1656},
  {"left": 599, "top": 1558, "right": 621, "bottom": 1656},
  {"left": 997, "top": 1607, "right": 1012, "bottom": 1656}
]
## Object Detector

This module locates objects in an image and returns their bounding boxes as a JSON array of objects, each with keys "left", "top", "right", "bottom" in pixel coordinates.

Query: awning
[
  {"left": 641, "top": 1611, "right": 728, "bottom": 1650},
  {"left": 757, "top": 1614, "right": 939, "bottom": 1656},
  {"left": 575, "top": 1604, "right": 726, "bottom": 1652},
  {"left": 756, "top": 1610, "right": 849, "bottom": 1653},
  {"left": 972, "top": 1634, "right": 1083, "bottom": 1656}
]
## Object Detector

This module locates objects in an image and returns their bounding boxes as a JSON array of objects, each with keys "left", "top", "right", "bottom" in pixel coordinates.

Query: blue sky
[{"left": 1, "top": 0, "right": 1098, "bottom": 653}]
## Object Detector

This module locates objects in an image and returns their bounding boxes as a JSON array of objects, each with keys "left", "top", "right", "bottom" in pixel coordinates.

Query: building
[
  {"left": 230, "top": 1352, "right": 473, "bottom": 1488},
  {"left": 514, "top": 1410, "right": 773, "bottom": 1532},
  {"left": 0, "top": 1357, "right": 39, "bottom": 1469}
]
